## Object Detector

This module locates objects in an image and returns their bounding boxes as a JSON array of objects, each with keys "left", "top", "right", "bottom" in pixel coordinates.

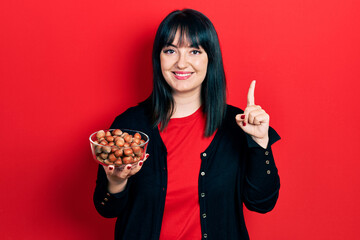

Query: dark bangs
[
  {"left": 150, "top": 9, "right": 227, "bottom": 137},
  {"left": 162, "top": 21, "right": 201, "bottom": 50}
]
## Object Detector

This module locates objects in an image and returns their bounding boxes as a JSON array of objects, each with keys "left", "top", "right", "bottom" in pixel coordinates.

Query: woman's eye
[
  {"left": 163, "top": 49, "right": 175, "bottom": 54},
  {"left": 191, "top": 50, "right": 201, "bottom": 54}
]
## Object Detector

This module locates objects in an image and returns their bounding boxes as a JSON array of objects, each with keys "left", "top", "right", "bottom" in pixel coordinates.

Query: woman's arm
[
  {"left": 93, "top": 165, "right": 131, "bottom": 218},
  {"left": 93, "top": 106, "right": 149, "bottom": 218},
  {"left": 242, "top": 128, "right": 281, "bottom": 213},
  {"left": 235, "top": 80, "right": 281, "bottom": 212}
]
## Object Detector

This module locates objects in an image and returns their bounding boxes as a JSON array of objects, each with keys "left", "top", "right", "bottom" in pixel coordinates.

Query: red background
[{"left": 1, "top": 0, "right": 359, "bottom": 239}]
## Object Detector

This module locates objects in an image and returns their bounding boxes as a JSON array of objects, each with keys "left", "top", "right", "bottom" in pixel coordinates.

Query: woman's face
[{"left": 160, "top": 30, "right": 208, "bottom": 96}]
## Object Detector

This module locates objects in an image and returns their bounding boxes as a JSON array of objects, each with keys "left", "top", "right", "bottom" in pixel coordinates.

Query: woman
[{"left": 93, "top": 9, "right": 280, "bottom": 240}]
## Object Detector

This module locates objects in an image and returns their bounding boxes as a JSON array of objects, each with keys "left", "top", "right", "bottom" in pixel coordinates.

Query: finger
[
  {"left": 237, "top": 116, "right": 248, "bottom": 128},
  {"left": 236, "top": 116, "right": 248, "bottom": 127},
  {"left": 247, "top": 80, "right": 256, "bottom": 107},
  {"left": 129, "top": 160, "right": 144, "bottom": 175},
  {"left": 243, "top": 105, "right": 262, "bottom": 116},
  {"left": 116, "top": 164, "right": 132, "bottom": 179},
  {"left": 253, "top": 112, "right": 270, "bottom": 125},
  {"left": 248, "top": 109, "right": 266, "bottom": 125},
  {"left": 235, "top": 114, "right": 244, "bottom": 128},
  {"left": 103, "top": 164, "right": 115, "bottom": 175},
  {"left": 243, "top": 105, "right": 261, "bottom": 124},
  {"left": 131, "top": 154, "right": 148, "bottom": 173},
  {"left": 143, "top": 153, "right": 150, "bottom": 162},
  {"left": 235, "top": 114, "right": 245, "bottom": 123}
]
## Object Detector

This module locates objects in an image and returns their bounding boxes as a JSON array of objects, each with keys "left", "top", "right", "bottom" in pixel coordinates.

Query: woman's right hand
[{"left": 103, "top": 153, "right": 149, "bottom": 194}]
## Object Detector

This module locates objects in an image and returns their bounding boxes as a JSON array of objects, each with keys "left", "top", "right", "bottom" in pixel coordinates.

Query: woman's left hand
[{"left": 235, "top": 80, "right": 269, "bottom": 149}]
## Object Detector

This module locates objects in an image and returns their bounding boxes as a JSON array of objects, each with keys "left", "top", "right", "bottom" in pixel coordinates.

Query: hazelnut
[
  {"left": 115, "top": 138, "right": 125, "bottom": 147},
  {"left": 97, "top": 156, "right": 104, "bottom": 163},
  {"left": 132, "top": 146, "right": 141, "bottom": 155},
  {"left": 132, "top": 138, "right": 140, "bottom": 145},
  {"left": 102, "top": 146, "right": 111, "bottom": 154},
  {"left": 134, "top": 132, "right": 141, "bottom": 139},
  {"left": 95, "top": 145, "right": 102, "bottom": 154},
  {"left": 115, "top": 159, "right": 123, "bottom": 165},
  {"left": 114, "top": 149, "right": 123, "bottom": 158},
  {"left": 106, "top": 136, "right": 114, "bottom": 142},
  {"left": 113, "top": 129, "right": 122, "bottom": 136},
  {"left": 124, "top": 134, "right": 132, "bottom": 143},
  {"left": 135, "top": 148, "right": 144, "bottom": 157},
  {"left": 100, "top": 153, "right": 108, "bottom": 160},
  {"left": 96, "top": 130, "right": 105, "bottom": 140},
  {"left": 124, "top": 148, "right": 133, "bottom": 156},
  {"left": 121, "top": 132, "right": 129, "bottom": 138},
  {"left": 104, "top": 159, "right": 112, "bottom": 165},
  {"left": 122, "top": 156, "right": 133, "bottom": 164},
  {"left": 108, "top": 153, "right": 117, "bottom": 162}
]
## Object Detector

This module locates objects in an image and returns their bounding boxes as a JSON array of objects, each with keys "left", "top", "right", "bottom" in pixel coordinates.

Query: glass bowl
[{"left": 89, "top": 129, "right": 149, "bottom": 168}]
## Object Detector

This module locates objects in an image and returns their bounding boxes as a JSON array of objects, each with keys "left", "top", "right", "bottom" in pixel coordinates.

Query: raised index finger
[{"left": 247, "top": 80, "right": 256, "bottom": 106}]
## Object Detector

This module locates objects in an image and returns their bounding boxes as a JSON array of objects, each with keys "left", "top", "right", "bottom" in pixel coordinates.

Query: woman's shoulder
[
  {"left": 110, "top": 98, "right": 152, "bottom": 130},
  {"left": 223, "top": 104, "right": 244, "bottom": 122},
  {"left": 215, "top": 104, "right": 246, "bottom": 141},
  {"left": 216, "top": 104, "right": 243, "bottom": 131}
]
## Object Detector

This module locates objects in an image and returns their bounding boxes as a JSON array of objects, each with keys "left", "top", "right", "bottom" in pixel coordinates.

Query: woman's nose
[{"left": 176, "top": 52, "right": 187, "bottom": 69}]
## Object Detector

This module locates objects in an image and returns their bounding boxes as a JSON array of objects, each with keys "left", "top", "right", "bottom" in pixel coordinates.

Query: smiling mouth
[
  {"left": 172, "top": 72, "right": 193, "bottom": 80},
  {"left": 173, "top": 72, "right": 193, "bottom": 77}
]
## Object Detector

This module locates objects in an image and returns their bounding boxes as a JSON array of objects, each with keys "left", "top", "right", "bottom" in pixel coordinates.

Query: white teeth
[{"left": 174, "top": 73, "right": 191, "bottom": 76}]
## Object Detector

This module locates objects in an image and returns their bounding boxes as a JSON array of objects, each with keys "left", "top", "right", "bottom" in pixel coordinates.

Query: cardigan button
[
  {"left": 265, "top": 160, "right": 270, "bottom": 165},
  {"left": 267, "top": 170, "right": 271, "bottom": 174},
  {"left": 104, "top": 198, "right": 108, "bottom": 202},
  {"left": 201, "top": 193, "right": 205, "bottom": 198},
  {"left": 202, "top": 152, "right": 207, "bottom": 157},
  {"left": 100, "top": 202, "right": 105, "bottom": 206},
  {"left": 202, "top": 213, "right": 207, "bottom": 218},
  {"left": 265, "top": 151, "right": 269, "bottom": 156},
  {"left": 203, "top": 233, "right": 208, "bottom": 238},
  {"left": 201, "top": 172, "right": 205, "bottom": 176}
]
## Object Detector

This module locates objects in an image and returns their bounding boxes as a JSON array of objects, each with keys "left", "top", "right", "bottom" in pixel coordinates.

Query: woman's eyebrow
[
  {"left": 165, "top": 43, "right": 200, "bottom": 49},
  {"left": 164, "top": 43, "right": 178, "bottom": 48}
]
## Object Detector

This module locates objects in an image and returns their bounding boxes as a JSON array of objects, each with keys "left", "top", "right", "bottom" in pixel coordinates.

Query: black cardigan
[{"left": 93, "top": 101, "right": 281, "bottom": 239}]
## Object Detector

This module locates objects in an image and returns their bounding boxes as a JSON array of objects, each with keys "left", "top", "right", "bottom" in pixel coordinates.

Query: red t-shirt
[{"left": 159, "top": 107, "right": 215, "bottom": 240}]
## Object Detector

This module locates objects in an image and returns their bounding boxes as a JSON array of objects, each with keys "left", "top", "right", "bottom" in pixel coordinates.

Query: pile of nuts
[{"left": 92, "top": 129, "right": 146, "bottom": 166}]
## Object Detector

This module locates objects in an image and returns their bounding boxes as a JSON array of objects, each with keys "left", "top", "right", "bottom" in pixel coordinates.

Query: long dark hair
[{"left": 151, "top": 9, "right": 227, "bottom": 136}]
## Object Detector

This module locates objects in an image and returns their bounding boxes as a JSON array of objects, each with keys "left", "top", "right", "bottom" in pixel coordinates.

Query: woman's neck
[{"left": 171, "top": 91, "right": 201, "bottom": 118}]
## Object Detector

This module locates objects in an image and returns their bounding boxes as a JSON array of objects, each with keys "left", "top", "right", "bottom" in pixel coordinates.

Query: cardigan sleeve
[
  {"left": 243, "top": 127, "right": 281, "bottom": 213},
  {"left": 93, "top": 165, "right": 132, "bottom": 218}
]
